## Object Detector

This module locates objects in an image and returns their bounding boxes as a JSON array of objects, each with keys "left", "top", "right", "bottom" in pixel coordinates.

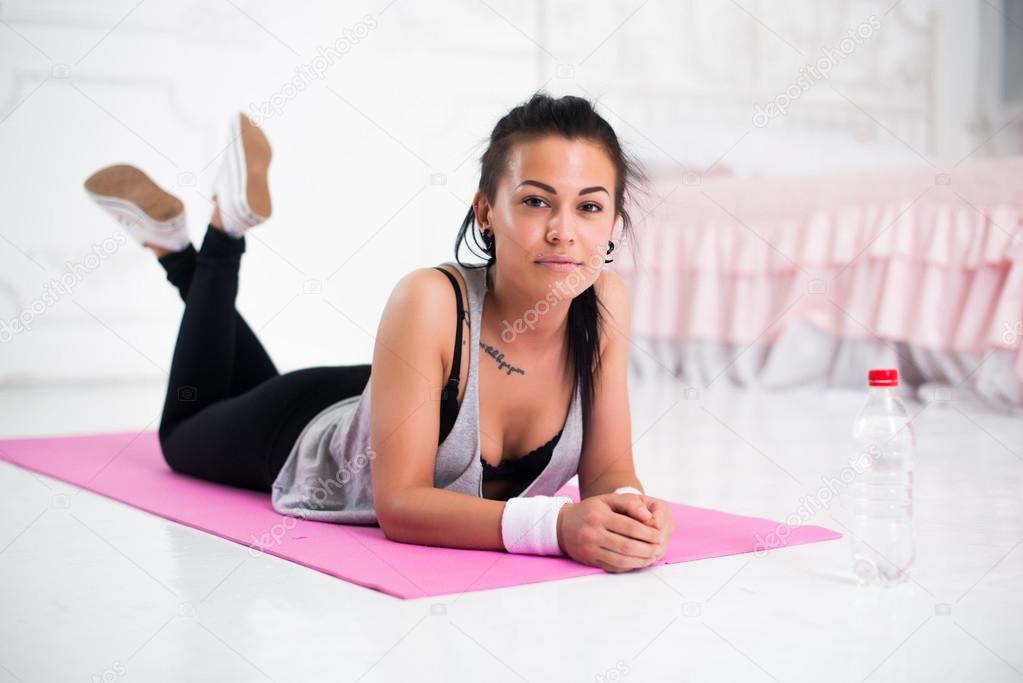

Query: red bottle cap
[{"left": 868, "top": 368, "right": 899, "bottom": 387}]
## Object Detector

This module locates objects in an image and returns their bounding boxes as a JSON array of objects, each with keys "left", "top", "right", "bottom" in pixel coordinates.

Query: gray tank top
[{"left": 270, "top": 260, "right": 584, "bottom": 524}]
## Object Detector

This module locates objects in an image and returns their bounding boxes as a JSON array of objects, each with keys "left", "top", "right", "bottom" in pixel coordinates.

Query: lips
[{"left": 537, "top": 256, "right": 580, "bottom": 264}]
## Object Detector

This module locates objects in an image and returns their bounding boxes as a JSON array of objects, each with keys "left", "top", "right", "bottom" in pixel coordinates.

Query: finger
[
  {"left": 648, "top": 501, "right": 675, "bottom": 532},
  {"left": 622, "top": 497, "right": 652, "bottom": 523},
  {"left": 648, "top": 527, "right": 670, "bottom": 550},
  {"left": 594, "top": 559, "right": 626, "bottom": 574},
  {"left": 640, "top": 500, "right": 669, "bottom": 527},
  {"left": 640, "top": 551, "right": 662, "bottom": 567},
  {"left": 593, "top": 546, "right": 649, "bottom": 572},
  {"left": 605, "top": 494, "right": 653, "bottom": 523},
  {"left": 599, "top": 525, "right": 660, "bottom": 561},
  {"left": 645, "top": 538, "right": 669, "bottom": 563},
  {"left": 634, "top": 504, "right": 653, "bottom": 524},
  {"left": 605, "top": 511, "right": 662, "bottom": 545}
]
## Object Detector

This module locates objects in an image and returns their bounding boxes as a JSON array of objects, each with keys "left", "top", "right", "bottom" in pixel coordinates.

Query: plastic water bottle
[{"left": 849, "top": 368, "right": 916, "bottom": 586}]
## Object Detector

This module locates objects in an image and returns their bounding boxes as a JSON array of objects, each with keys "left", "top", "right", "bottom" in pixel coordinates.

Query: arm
[
  {"left": 572, "top": 272, "right": 675, "bottom": 562},
  {"left": 577, "top": 270, "right": 645, "bottom": 499},
  {"left": 368, "top": 268, "right": 507, "bottom": 550},
  {"left": 379, "top": 488, "right": 508, "bottom": 550}
]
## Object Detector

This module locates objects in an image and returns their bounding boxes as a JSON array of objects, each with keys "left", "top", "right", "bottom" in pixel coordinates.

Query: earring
[
  {"left": 604, "top": 239, "right": 615, "bottom": 264},
  {"left": 481, "top": 228, "right": 494, "bottom": 253}
]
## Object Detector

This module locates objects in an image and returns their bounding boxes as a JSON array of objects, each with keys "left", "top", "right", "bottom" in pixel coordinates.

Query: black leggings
[{"left": 157, "top": 225, "right": 371, "bottom": 492}]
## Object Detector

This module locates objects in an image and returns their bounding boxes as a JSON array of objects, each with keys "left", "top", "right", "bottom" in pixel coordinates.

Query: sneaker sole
[
  {"left": 83, "top": 165, "right": 183, "bottom": 222},
  {"left": 237, "top": 114, "right": 272, "bottom": 218}
]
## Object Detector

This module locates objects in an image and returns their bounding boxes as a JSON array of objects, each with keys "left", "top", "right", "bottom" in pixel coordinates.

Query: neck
[{"left": 484, "top": 260, "right": 570, "bottom": 351}]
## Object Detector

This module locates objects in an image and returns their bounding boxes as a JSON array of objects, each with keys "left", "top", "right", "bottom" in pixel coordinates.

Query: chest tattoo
[{"left": 479, "top": 340, "right": 525, "bottom": 377}]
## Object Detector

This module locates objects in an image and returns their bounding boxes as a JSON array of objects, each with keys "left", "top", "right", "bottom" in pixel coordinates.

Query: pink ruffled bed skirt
[{"left": 609, "top": 156, "right": 1023, "bottom": 409}]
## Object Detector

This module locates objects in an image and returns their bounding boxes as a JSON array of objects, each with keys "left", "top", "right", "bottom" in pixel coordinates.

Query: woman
[{"left": 83, "top": 92, "right": 675, "bottom": 573}]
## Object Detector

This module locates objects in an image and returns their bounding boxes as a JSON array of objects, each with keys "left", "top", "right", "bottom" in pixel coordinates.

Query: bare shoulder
[
  {"left": 385, "top": 266, "right": 456, "bottom": 306},
  {"left": 375, "top": 265, "right": 466, "bottom": 363}
]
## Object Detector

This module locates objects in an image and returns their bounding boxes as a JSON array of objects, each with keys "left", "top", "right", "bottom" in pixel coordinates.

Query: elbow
[
  {"left": 378, "top": 516, "right": 405, "bottom": 543},
  {"left": 374, "top": 485, "right": 433, "bottom": 543},
  {"left": 375, "top": 498, "right": 409, "bottom": 543},
  {"left": 375, "top": 504, "right": 399, "bottom": 540}
]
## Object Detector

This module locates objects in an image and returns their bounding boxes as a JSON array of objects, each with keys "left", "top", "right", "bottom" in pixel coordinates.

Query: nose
[{"left": 547, "top": 209, "right": 577, "bottom": 243}]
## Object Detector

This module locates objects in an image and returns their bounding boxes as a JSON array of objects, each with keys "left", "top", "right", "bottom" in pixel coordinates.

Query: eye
[
  {"left": 523, "top": 196, "right": 549, "bottom": 208},
  {"left": 580, "top": 202, "right": 602, "bottom": 213}
]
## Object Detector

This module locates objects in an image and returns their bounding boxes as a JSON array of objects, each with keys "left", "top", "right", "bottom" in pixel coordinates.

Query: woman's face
[{"left": 477, "top": 135, "right": 620, "bottom": 292}]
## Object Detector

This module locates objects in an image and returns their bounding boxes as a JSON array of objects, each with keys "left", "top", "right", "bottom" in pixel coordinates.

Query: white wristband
[
  {"left": 614, "top": 486, "right": 643, "bottom": 496},
  {"left": 500, "top": 495, "right": 573, "bottom": 555}
]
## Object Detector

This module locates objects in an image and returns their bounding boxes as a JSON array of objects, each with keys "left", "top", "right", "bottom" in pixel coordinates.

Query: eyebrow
[{"left": 517, "top": 179, "right": 609, "bottom": 196}]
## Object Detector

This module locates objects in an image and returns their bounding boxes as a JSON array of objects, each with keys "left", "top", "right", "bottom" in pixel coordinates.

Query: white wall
[{"left": 0, "top": 0, "right": 1018, "bottom": 385}]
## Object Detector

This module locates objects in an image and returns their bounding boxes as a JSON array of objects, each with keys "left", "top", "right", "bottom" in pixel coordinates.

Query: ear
[{"left": 472, "top": 190, "right": 492, "bottom": 228}]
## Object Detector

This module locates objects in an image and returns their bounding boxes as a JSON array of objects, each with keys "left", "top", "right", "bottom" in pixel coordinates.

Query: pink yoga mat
[{"left": 0, "top": 430, "right": 841, "bottom": 599}]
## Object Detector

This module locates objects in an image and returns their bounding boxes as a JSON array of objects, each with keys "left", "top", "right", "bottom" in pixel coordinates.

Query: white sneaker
[
  {"left": 212, "top": 112, "right": 272, "bottom": 238},
  {"left": 84, "top": 164, "right": 190, "bottom": 252}
]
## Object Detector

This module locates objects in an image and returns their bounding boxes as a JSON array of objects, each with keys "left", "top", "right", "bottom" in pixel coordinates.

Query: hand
[
  {"left": 618, "top": 494, "right": 675, "bottom": 566},
  {"left": 556, "top": 494, "right": 662, "bottom": 573}
]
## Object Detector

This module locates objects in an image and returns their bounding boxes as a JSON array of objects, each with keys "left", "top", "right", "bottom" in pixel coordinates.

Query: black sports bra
[{"left": 432, "top": 267, "right": 562, "bottom": 482}]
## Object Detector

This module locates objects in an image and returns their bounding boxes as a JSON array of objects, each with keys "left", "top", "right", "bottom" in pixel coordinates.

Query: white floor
[{"left": 0, "top": 374, "right": 1021, "bottom": 683}]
